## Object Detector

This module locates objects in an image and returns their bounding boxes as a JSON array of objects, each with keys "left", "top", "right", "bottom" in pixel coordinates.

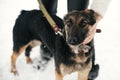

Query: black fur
[
  {"left": 63, "top": 10, "right": 97, "bottom": 45},
  {"left": 12, "top": 9, "right": 99, "bottom": 79},
  {"left": 13, "top": 9, "right": 64, "bottom": 57},
  {"left": 61, "top": 10, "right": 99, "bottom": 79},
  {"left": 40, "top": 44, "right": 52, "bottom": 60},
  {"left": 55, "top": 36, "right": 93, "bottom": 74},
  {"left": 54, "top": 36, "right": 75, "bottom": 73}
]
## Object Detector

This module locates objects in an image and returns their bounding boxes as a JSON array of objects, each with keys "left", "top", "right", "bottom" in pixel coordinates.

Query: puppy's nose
[{"left": 68, "top": 37, "right": 78, "bottom": 45}]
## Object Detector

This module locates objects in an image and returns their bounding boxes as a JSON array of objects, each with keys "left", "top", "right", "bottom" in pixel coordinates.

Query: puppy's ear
[
  {"left": 88, "top": 9, "right": 101, "bottom": 20},
  {"left": 85, "top": 9, "right": 101, "bottom": 25},
  {"left": 63, "top": 11, "right": 75, "bottom": 22},
  {"left": 63, "top": 13, "right": 70, "bottom": 22}
]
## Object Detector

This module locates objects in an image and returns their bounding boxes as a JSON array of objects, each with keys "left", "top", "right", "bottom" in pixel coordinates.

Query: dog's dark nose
[{"left": 67, "top": 37, "right": 78, "bottom": 45}]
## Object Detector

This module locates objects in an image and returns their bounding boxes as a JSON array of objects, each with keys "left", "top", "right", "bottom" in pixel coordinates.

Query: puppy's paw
[
  {"left": 26, "top": 57, "right": 33, "bottom": 64},
  {"left": 32, "top": 58, "right": 48, "bottom": 71},
  {"left": 11, "top": 68, "right": 19, "bottom": 76}
]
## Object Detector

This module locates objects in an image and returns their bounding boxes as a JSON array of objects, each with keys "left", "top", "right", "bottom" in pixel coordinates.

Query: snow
[{"left": 0, "top": 0, "right": 120, "bottom": 80}]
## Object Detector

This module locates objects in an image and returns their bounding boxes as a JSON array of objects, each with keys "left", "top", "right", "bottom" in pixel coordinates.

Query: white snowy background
[{"left": 0, "top": 0, "right": 120, "bottom": 80}]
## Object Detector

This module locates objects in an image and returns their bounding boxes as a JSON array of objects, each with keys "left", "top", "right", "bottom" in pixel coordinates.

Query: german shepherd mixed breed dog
[
  {"left": 54, "top": 10, "right": 100, "bottom": 80},
  {"left": 11, "top": 9, "right": 99, "bottom": 80}
]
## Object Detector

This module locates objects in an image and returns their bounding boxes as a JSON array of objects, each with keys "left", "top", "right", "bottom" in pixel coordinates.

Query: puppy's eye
[
  {"left": 82, "top": 21, "right": 88, "bottom": 26},
  {"left": 66, "top": 23, "right": 71, "bottom": 27},
  {"left": 65, "top": 19, "right": 72, "bottom": 27}
]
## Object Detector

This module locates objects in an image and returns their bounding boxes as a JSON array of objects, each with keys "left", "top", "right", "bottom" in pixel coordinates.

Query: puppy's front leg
[
  {"left": 55, "top": 68, "right": 63, "bottom": 80},
  {"left": 78, "top": 71, "right": 89, "bottom": 80},
  {"left": 78, "top": 62, "right": 92, "bottom": 80}
]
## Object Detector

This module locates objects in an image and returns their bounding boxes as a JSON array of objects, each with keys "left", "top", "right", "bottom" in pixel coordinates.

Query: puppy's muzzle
[{"left": 67, "top": 37, "right": 79, "bottom": 45}]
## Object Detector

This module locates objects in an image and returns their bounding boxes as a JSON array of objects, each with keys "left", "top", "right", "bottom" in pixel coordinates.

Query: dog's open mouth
[{"left": 69, "top": 44, "right": 91, "bottom": 54}]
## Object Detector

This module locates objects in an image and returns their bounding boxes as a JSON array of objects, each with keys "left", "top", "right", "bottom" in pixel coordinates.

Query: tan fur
[
  {"left": 71, "top": 54, "right": 88, "bottom": 63},
  {"left": 58, "top": 60, "right": 92, "bottom": 80},
  {"left": 56, "top": 51, "right": 92, "bottom": 79},
  {"left": 55, "top": 68, "right": 63, "bottom": 80},
  {"left": 26, "top": 57, "right": 33, "bottom": 63},
  {"left": 11, "top": 40, "right": 42, "bottom": 75},
  {"left": 29, "top": 40, "right": 41, "bottom": 47},
  {"left": 78, "top": 61, "right": 92, "bottom": 80},
  {"left": 85, "top": 9, "right": 102, "bottom": 20},
  {"left": 60, "top": 63, "right": 81, "bottom": 76},
  {"left": 56, "top": 10, "right": 97, "bottom": 80},
  {"left": 11, "top": 45, "right": 28, "bottom": 75}
]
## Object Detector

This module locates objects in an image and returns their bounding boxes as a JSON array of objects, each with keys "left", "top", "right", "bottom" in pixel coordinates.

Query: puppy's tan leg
[
  {"left": 78, "top": 62, "right": 92, "bottom": 80},
  {"left": 11, "top": 45, "right": 28, "bottom": 75},
  {"left": 55, "top": 68, "right": 63, "bottom": 80},
  {"left": 26, "top": 57, "right": 32, "bottom": 63},
  {"left": 25, "top": 46, "right": 33, "bottom": 64},
  {"left": 78, "top": 70, "right": 89, "bottom": 80},
  {"left": 26, "top": 40, "right": 41, "bottom": 63}
]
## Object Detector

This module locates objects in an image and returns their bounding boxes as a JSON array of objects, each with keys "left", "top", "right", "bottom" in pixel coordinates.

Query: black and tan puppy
[
  {"left": 54, "top": 9, "right": 100, "bottom": 80},
  {"left": 11, "top": 10, "right": 64, "bottom": 75}
]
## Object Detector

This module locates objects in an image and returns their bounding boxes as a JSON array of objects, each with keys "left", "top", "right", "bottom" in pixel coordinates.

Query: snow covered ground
[{"left": 0, "top": 0, "right": 120, "bottom": 80}]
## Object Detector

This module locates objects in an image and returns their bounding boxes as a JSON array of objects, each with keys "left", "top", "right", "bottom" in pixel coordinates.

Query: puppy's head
[{"left": 63, "top": 9, "right": 100, "bottom": 46}]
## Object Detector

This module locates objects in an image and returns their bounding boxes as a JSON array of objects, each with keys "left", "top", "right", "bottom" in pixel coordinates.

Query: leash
[
  {"left": 38, "top": 0, "right": 63, "bottom": 36},
  {"left": 38, "top": 0, "right": 101, "bottom": 34}
]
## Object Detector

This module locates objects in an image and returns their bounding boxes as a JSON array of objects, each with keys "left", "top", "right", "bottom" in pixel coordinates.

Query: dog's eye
[
  {"left": 65, "top": 19, "right": 72, "bottom": 27},
  {"left": 80, "top": 20, "right": 88, "bottom": 26},
  {"left": 66, "top": 23, "right": 71, "bottom": 27},
  {"left": 82, "top": 21, "right": 88, "bottom": 26}
]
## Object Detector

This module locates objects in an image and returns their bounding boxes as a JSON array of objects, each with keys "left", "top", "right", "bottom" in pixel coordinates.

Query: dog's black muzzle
[{"left": 67, "top": 35, "right": 86, "bottom": 45}]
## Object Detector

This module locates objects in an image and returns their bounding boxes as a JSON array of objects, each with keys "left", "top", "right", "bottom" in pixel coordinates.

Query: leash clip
[
  {"left": 55, "top": 30, "right": 63, "bottom": 36},
  {"left": 53, "top": 24, "right": 63, "bottom": 36}
]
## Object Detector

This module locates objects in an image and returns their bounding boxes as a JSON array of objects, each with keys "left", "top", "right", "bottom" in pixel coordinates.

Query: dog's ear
[
  {"left": 63, "top": 10, "right": 78, "bottom": 21},
  {"left": 63, "top": 13, "right": 70, "bottom": 22},
  {"left": 85, "top": 9, "right": 101, "bottom": 25}
]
